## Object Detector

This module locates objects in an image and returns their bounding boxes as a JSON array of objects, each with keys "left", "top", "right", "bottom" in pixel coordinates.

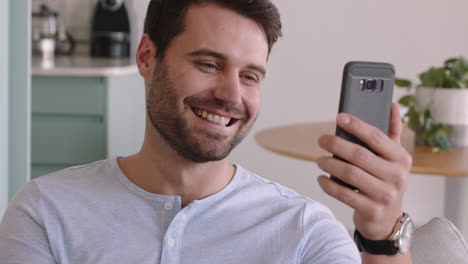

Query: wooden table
[{"left": 255, "top": 122, "right": 468, "bottom": 233}]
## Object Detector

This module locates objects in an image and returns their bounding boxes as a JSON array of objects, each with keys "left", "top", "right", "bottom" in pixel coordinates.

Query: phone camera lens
[
  {"left": 376, "top": 79, "right": 384, "bottom": 92},
  {"left": 366, "top": 79, "right": 376, "bottom": 91}
]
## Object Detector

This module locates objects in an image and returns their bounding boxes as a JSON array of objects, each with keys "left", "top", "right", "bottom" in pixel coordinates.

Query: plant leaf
[
  {"left": 395, "top": 78, "right": 412, "bottom": 88},
  {"left": 444, "top": 57, "right": 458, "bottom": 67},
  {"left": 419, "top": 67, "right": 448, "bottom": 88},
  {"left": 407, "top": 107, "right": 419, "bottom": 131},
  {"left": 444, "top": 57, "right": 468, "bottom": 88},
  {"left": 433, "top": 135, "right": 452, "bottom": 150},
  {"left": 398, "top": 95, "right": 415, "bottom": 107},
  {"left": 444, "top": 76, "right": 462, "bottom": 88}
]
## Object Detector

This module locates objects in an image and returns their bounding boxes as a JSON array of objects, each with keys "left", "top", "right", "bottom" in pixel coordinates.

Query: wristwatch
[{"left": 354, "top": 212, "right": 414, "bottom": 255}]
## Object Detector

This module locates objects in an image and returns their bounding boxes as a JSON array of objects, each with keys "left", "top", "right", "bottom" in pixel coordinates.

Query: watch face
[{"left": 397, "top": 217, "right": 414, "bottom": 254}]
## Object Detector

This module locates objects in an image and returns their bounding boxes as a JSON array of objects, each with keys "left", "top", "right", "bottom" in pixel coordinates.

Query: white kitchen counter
[{"left": 32, "top": 55, "right": 139, "bottom": 77}]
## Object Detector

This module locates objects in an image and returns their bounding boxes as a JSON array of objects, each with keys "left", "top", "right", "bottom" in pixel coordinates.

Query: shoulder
[
  {"left": 8, "top": 158, "right": 110, "bottom": 201},
  {"left": 234, "top": 164, "right": 336, "bottom": 219},
  {"left": 11, "top": 158, "right": 123, "bottom": 212},
  {"left": 34, "top": 159, "right": 110, "bottom": 184},
  {"left": 32, "top": 158, "right": 116, "bottom": 194},
  {"left": 6, "top": 179, "right": 43, "bottom": 215}
]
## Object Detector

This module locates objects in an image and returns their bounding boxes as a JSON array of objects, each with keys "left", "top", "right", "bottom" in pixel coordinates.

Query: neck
[{"left": 117, "top": 125, "right": 235, "bottom": 207}]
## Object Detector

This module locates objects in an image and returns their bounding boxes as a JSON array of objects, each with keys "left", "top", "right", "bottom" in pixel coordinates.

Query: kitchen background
[
  {"left": 25, "top": 0, "right": 468, "bottom": 235},
  {"left": 31, "top": 0, "right": 150, "bottom": 56}
]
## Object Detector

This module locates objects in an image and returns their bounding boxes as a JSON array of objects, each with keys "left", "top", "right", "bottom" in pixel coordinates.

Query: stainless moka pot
[{"left": 32, "top": 4, "right": 75, "bottom": 57}]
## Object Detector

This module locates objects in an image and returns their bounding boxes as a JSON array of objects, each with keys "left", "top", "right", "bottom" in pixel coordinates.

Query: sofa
[{"left": 411, "top": 218, "right": 468, "bottom": 264}]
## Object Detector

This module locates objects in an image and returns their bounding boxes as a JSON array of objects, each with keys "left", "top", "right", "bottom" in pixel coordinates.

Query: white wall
[
  {"left": 106, "top": 75, "right": 146, "bottom": 158},
  {"left": 0, "top": 0, "right": 9, "bottom": 214},
  {"left": 230, "top": 0, "right": 468, "bottom": 230}
]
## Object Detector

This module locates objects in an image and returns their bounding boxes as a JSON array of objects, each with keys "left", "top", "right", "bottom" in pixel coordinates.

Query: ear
[{"left": 136, "top": 34, "right": 157, "bottom": 79}]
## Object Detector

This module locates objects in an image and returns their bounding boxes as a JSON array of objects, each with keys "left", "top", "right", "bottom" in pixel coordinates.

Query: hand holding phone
[
  {"left": 331, "top": 61, "right": 395, "bottom": 190},
  {"left": 316, "top": 62, "right": 412, "bottom": 246}
]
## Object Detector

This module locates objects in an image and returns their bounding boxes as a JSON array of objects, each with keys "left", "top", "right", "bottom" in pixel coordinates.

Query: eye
[
  {"left": 202, "top": 63, "right": 216, "bottom": 69},
  {"left": 196, "top": 61, "right": 218, "bottom": 72},
  {"left": 241, "top": 72, "right": 260, "bottom": 84}
]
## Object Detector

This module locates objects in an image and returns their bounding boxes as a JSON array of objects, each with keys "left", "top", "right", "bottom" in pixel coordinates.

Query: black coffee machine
[{"left": 91, "top": 0, "right": 131, "bottom": 58}]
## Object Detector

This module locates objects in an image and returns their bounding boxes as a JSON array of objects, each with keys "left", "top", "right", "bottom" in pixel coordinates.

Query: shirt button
[
  {"left": 164, "top": 202, "right": 173, "bottom": 210},
  {"left": 167, "top": 238, "right": 175, "bottom": 247}
]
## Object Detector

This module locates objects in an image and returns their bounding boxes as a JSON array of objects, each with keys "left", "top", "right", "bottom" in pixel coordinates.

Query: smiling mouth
[{"left": 191, "top": 107, "right": 237, "bottom": 127}]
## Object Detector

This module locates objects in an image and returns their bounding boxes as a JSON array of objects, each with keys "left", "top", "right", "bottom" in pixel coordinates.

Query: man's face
[{"left": 146, "top": 4, "right": 269, "bottom": 163}]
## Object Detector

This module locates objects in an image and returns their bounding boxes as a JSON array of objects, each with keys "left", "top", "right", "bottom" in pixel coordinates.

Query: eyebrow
[
  {"left": 187, "top": 48, "right": 267, "bottom": 78},
  {"left": 187, "top": 49, "right": 227, "bottom": 60}
]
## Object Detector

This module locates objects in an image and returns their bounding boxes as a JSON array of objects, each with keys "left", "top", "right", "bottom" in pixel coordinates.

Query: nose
[{"left": 212, "top": 71, "right": 242, "bottom": 106}]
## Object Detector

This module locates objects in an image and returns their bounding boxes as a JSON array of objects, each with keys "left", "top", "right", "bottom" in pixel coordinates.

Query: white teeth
[{"left": 193, "top": 108, "right": 231, "bottom": 126}]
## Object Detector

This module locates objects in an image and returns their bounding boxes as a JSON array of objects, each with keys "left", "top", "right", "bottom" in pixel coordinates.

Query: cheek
[
  {"left": 244, "top": 88, "right": 262, "bottom": 117},
  {"left": 173, "top": 70, "right": 218, "bottom": 97}
]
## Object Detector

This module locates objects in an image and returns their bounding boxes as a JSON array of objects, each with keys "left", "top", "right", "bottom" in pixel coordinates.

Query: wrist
[
  {"left": 359, "top": 211, "right": 404, "bottom": 240},
  {"left": 354, "top": 212, "right": 414, "bottom": 256}
]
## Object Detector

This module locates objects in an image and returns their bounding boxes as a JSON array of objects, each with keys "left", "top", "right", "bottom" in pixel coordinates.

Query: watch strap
[{"left": 354, "top": 229, "right": 398, "bottom": 255}]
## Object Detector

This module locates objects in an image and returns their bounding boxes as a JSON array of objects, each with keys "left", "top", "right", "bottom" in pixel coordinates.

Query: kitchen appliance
[
  {"left": 32, "top": 4, "right": 75, "bottom": 57},
  {"left": 91, "top": 0, "right": 131, "bottom": 58}
]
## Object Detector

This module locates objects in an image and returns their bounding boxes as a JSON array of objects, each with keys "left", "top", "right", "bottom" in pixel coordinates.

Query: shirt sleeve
[
  {"left": 0, "top": 181, "right": 57, "bottom": 264},
  {"left": 298, "top": 202, "right": 361, "bottom": 264}
]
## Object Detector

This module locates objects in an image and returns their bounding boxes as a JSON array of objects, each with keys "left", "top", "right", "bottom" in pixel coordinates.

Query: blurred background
[{"left": 2, "top": 0, "right": 468, "bottom": 236}]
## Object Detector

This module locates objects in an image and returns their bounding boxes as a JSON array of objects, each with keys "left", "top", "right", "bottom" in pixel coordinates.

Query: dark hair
[{"left": 143, "top": 0, "right": 282, "bottom": 60}]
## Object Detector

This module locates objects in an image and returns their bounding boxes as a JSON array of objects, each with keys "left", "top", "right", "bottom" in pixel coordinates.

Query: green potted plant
[{"left": 396, "top": 57, "right": 468, "bottom": 151}]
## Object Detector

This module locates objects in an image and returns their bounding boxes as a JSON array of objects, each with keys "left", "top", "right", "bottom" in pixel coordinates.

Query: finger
[
  {"left": 335, "top": 112, "right": 402, "bottom": 162},
  {"left": 317, "top": 156, "right": 397, "bottom": 204},
  {"left": 388, "top": 103, "right": 403, "bottom": 144},
  {"left": 317, "top": 175, "right": 379, "bottom": 218},
  {"left": 318, "top": 135, "right": 399, "bottom": 182}
]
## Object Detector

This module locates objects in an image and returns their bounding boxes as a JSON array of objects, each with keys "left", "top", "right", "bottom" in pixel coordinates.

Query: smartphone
[{"left": 331, "top": 61, "right": 395, "bottom": 190}]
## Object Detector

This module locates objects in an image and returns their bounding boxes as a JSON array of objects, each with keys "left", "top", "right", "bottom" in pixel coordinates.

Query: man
[{"left": 0, "top": 0, "right": 413, "bottom": 263}]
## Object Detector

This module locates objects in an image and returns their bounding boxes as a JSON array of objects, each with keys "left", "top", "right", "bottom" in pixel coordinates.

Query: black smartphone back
[{"left": 331, "top": 61, "right": 395, "bottom": 190}]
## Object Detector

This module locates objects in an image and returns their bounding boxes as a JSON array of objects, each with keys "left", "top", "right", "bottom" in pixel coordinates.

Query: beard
[{"left": 146, "top": 60, "right": 256, "bottom": 163}]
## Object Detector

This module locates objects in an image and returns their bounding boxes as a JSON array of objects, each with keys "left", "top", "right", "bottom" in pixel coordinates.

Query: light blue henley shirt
[{"left": 0, "top": 157, "right": 360, "bottom": 263}]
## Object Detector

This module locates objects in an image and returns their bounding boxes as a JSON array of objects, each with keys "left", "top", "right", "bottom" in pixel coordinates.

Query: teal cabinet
[
  {"left": 32, "top": 77, "right": 106, "bottom": 115},
  {"left": 31, "top": 74, "right": 145, "bottom": 179}
]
